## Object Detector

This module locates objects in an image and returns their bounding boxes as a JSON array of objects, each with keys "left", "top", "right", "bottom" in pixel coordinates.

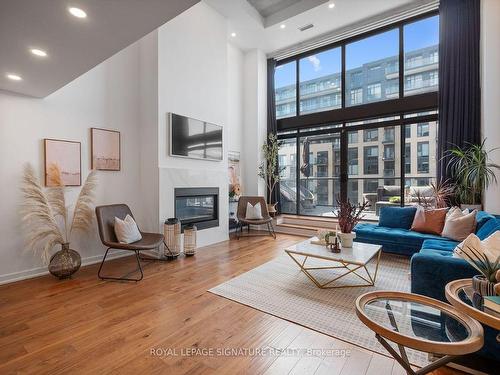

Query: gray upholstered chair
[
  {"left": 95, "top": 204, "right": 164, "bottom": 281},
  {"left": 236, "top": 196, "right": 275, "bottom": 239}
]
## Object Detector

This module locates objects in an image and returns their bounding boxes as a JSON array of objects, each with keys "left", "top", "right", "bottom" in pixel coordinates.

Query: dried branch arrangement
[
  {"left": 334, "top": 198, "right": 369, "bottom": 234},
  {"left": 20, "top": 163, "right": 97, "bottom": 263}
]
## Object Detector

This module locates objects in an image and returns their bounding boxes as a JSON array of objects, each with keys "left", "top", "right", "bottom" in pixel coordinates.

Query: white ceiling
[
  {"left": 206, "top": 0, "right": 434, "bottom": 55},
  {"left": 0, "top": 0, "right": 199, "bottom": 98}
]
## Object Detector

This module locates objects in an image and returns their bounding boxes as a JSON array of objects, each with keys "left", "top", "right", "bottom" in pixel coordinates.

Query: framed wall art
[
  {"left": 91, "top": 128, "right": 121, "bottom": 171},
  {"left": 44, "top": 139, "right": 82, "bottom": 186}
]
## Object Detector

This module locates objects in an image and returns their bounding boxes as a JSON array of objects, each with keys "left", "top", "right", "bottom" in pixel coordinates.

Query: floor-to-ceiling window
[{"left": 274, "top": 13, "right": 439, "bottom": 218}]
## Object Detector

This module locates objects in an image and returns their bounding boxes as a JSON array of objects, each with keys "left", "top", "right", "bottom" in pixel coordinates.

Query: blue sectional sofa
[{"left": 353, "top": 208, "right": 500, "bottom": 363}]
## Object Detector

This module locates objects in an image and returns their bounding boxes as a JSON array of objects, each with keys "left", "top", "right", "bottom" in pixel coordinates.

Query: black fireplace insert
[{"left": 174, "top": 187, "right": 219, "bottom": 231}]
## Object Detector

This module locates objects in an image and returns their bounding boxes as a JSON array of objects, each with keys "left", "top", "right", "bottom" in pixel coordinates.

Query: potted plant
[
  {"left": 454, "top": 240, "right": 500, "bottom": 307},
  {"left": 258, "top": 133, "right": 286, "bottom": 214},
  {"left": 333, "top": 198, "right": 369, "bottom": 248},
  {"left": 20, "top": 164, "right": 97, "bottom": 279},
  {"left": 446, "top": 140, "right": 500, "bottom": 210}
]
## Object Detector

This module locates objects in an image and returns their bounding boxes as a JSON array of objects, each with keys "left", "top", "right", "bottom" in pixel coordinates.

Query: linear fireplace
[{"left": 174, "top": 187, "right": 219, "bottom": 231}]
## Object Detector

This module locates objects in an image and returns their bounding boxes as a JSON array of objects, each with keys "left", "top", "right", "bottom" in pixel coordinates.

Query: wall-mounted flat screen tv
[{"left": 169, "top": 113, "right": 223, "bottom": 161}]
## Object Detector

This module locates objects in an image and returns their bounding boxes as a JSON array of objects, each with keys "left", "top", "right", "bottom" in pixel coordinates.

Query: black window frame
[{"left": 275, "top": 11, "right": 439, "bottom": 218}]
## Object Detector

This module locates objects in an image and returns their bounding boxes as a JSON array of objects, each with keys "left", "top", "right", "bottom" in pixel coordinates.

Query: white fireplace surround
[{"left": 159, "top": 167, "right": 229, "bottom": 248}]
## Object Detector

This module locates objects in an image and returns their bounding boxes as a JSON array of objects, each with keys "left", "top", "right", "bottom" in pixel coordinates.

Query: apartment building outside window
[
  {"left": 275, "top": 14, "right": 439, "bottom": 218},
  {"left": 364, "top": 146, "right": 379, "bottom": 174},
  {"left": 417, "top": 123, "right": 429, "bottom": 137},
  {"left": 417, "top": 141, "right": 430, "bottom": 173}
]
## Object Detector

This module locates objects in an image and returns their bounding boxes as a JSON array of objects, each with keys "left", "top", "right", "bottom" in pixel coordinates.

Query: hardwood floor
[{"left": 0, "top": 233, "right": 464, "bottom": 375}]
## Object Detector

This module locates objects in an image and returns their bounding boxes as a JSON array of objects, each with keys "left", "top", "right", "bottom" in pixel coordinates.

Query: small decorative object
[
  {"left": 48, "top": 243, "right": 81, "bottom": 279},
  {"left": 184, "top": 224, "right": 197, "bottom": 256},
  {"left": 229, "top": 151, "right": 241, "bottom": 200},
  {"left": 163, "top": 218, "right": 181, "bottom": 259},
  {"left": 21, "top": 164, "right": 97, "bottom": 278},
  {"left": 44, "top": 139, "right": 81, "bottom": 186},
  {"left": 91, "top": 128, "right": 120, "bottom": 171},
  {"left": 333, "top": 198, "right": 369, "bottom": 248},
  {"left": 258, "top": 133, "right": 286, "bottom": 215},
  {"left": 446, "top": 139, "right": 500, "bottom": 209},
  {"left": 454, "top": 237, "right": 500, "bottom": 308},
  {"left": 328, "top": 233, "right": 340, "bottom": 253}
]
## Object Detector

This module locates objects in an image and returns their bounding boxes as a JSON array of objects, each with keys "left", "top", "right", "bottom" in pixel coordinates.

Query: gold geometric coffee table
[{"left": 285, "top": 237, "right": 382, "bottom": 289}]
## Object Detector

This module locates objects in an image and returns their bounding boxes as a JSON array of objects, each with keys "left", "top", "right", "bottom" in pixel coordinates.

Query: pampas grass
[{"left": 20, "top": 163, "right": 97, "bottom": 264}]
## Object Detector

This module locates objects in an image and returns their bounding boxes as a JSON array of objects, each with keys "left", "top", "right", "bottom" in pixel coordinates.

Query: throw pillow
[
  {"left": 379, "top": 206, "right": 417, "bottom": 229},
  {"left": 245, "top": 202, "right": 263, "bottom": 220},
  {"left": 454, "top": 231, "right": 500, "bottom": 263},
  {"left": 410, "top": 206, "right": 448, "bottom": 235},
  {"left": 114, "top": 214, "right": 142, "bottom": 244},
  {"left": 442, "top": 207, "right": 477, "bottom": 241}
]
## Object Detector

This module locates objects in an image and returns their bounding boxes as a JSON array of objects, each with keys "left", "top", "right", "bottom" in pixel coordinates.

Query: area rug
[{"left": 209, "top": 251, "right": 429, "bottom": 367}]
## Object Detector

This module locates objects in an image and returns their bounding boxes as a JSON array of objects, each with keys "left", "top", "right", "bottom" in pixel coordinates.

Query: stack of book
[{"left": 483, "top": 296, "right": 500, "bottom": 317}]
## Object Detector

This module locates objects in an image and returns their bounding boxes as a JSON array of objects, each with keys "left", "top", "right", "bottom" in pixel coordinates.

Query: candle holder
[
  {"left": 328, "top": 234, "right": 341, "bottom": 253},
  {"left": 183, "top": 224, "right": 197, "bottom": 256},
  {"left": 163, "top": 218, "right": 181, "bottom": 259}
]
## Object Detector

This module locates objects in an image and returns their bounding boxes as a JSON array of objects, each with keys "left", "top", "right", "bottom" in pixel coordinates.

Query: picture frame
[
  {"left": 44, "top": 138, "right": 82, "bottom": 187},
  {"left": 91, "top": 127, "right": 121, "bottom": 171}
]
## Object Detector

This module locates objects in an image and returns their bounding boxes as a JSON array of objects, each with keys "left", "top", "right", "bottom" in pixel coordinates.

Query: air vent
[{"left": 299, "top": 23, "right": 314, "bottom": 32}]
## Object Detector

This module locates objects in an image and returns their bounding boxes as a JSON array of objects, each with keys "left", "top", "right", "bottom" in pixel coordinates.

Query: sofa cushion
[
  {"left": 421, "top": 239, "right": 459, "bottom": 252},
  {"left": 378, "top": 206, "right": 417, "bottom": 229},
  {"left": 355, "top": 223, "right": 443, "bottom": 248},
  {"left": 419, "top": 248, "right": 455, "bottom": 257},
  {"left": 475, "top": 217, "right": 500, "bottom": 240},
  {"left": 475, "top": 211, "right": 496, "bottom": 232}
]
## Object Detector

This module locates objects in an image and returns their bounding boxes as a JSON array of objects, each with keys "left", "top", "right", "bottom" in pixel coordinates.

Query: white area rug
[{"left": 209, "top": 252, "right": 429, "bottom": 367}]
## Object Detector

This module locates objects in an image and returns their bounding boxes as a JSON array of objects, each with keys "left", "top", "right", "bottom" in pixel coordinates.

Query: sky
[{"left": 274, "top": 15, "right": 439, "bottom": 89}]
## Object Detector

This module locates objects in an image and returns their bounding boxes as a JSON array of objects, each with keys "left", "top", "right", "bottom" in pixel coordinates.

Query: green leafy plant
[
  {"left": 258, "top": 133, "right": 286, "bottom": 204},
  {"left": 454, "top": 243, "right": 500, "bottom": 282},
  {"left": 388, "top": 196, "right": 400, "bottom": 204},
  {"left": 446, "top": 140, "right": 500, "bottom": 205}
]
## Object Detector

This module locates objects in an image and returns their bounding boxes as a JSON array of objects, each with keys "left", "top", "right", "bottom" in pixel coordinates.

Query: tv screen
[{"left": 170, "top": 113, "right": 223, "bottom": 161}]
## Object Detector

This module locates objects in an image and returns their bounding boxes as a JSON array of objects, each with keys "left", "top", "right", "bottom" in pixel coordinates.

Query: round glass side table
[{"left": 356, "top": 291, "right": 484, "bottom": 375}]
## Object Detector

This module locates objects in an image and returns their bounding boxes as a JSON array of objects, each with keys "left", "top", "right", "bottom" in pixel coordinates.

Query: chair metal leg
[
  {"left": 98, "top": 248, "right": 144, "bottom": 282},
  {"left": 268, "top": 221, "right": 276, "bottom": 239}
]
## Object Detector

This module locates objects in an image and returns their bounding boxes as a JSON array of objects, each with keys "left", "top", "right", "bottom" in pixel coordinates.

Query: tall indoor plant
[
  {"left": 258, "top": 133, "right": 285, "bottom": 214},
  {"left": 446, "top": 140, "right": 500, "bottom": 210},
  {"left": 20, "top": 164, "right": 97, "bottom": 278}
]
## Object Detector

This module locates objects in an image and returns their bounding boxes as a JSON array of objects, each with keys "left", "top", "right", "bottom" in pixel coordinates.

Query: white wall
[
  {"left": 0, "top": 43, "right": 143, "bottom": 283},
  {"left": 242, "top": 49, "right": 268, "bottom": 197},
  {"left": 0, "top": 2, "right": 248, "bottom": 282},
  {"left": 481, "top": 0, "right": 500, "bottom": 214},
  {"left": 155, "top": 2, "right": 232, "bottom": 246}
]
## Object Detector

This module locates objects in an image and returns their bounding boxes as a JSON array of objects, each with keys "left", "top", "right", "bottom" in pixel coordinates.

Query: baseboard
[{"left": 0, "top": 250, "right": 135, "bottom": 285}]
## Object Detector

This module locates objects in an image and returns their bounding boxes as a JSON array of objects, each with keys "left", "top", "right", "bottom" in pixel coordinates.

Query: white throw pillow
[
  {"left": 453, "top": 231, "right": 500, "bottom": 263},
  {"left": 114, "top": 214, "right": 142, "bottom": 244},
  {"left": 245, "top": 202, "right": 263, "bottom": 220},
  {"left": 442, "top": 207, "right": 477, "bottom": 241}
]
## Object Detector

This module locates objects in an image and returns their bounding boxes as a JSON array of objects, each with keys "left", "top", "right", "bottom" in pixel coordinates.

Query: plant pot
[
  {"left": 267, "top": 203, "right": 277, "bottom": 214},
  {"left": 48, "top": 243, "right": 81, "bottom": 279},
  {"left": 471, "top": 275, "right": 497, "bottom": 309},
  {"left": 338, "top": 232, "right": 356, "bottom": 248},
  {"left": 472, "top": 275, "right": 497, "bottom": 296}
]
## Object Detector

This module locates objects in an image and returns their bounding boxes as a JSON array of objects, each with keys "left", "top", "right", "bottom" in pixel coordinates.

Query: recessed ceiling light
[
  {"left": 68, "top": 7, "right": 87, "bottom": 18},
  {"left": 231, "top": 32, "right": 236, "bottom": 37},
  {"left": 280, "top": 24, "right": 286, "bottom": 29},
  {"left": 6, "top": 73, "right": 22, "bottom": 81},
  {"left": 328, "top": 3, "right": 335, "bottom": 9},
  {"left": 30, "top": 48, "right": 47, "bottom": 57}
]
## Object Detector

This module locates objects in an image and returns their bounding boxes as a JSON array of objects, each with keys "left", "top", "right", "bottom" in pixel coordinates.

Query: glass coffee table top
[
  {"left": 364, "top": 298, "right": 469, "bottom": 343},
  {"left": 356, "top": 291, "right": 484, "bottom": 356}
]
